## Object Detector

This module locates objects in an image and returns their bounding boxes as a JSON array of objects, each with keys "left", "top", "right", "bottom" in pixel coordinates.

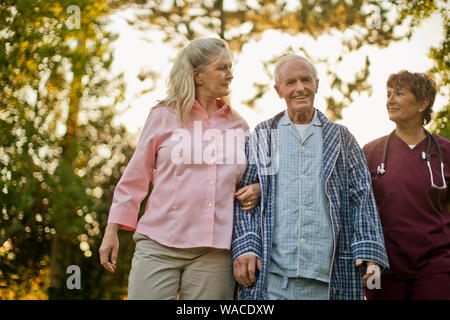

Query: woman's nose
[
  {"left": 387, "top": 95, "right": 395, "bottom": 104},
  {"left": 226, "top": 69, "right": 233, "bottom": 80}
]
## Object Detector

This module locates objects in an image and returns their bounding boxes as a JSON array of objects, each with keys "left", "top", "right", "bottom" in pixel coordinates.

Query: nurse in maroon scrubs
[{"left": 363, "top": 70, "right": 450, "bottom": 300}]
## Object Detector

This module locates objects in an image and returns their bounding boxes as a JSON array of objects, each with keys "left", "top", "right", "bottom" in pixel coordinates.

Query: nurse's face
[{"left": 386, "top": 86, "right": 427, "bottom": 126}]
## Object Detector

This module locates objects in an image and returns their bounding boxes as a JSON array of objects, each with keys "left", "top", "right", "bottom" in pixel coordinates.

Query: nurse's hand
[
  {"left": 356, "top": 260, "right": 381, "bottom": 287},
  {"left": 235, "top": 183, "right": 261, "bottom": 211}
]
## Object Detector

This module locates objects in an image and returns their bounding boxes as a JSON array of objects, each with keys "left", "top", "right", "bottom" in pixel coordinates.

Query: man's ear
[
  {"left": 315, "top": 78, "right": 319, "bottom": 93},
  {"left": 274, "top": 84, "right": 282, "bottom": 98},
  {"left": 194, "top": 68, "right": 202, "bottom": 85}
]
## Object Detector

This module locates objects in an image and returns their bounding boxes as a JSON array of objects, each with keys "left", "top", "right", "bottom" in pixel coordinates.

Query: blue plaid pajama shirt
[{"left": 232, "top": 108, "right": 389, "bottom": 300}]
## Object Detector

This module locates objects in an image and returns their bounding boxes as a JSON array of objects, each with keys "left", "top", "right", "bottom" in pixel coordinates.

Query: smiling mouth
[{"left": 293, "top": 95, "right": 308, "bottom": 100}]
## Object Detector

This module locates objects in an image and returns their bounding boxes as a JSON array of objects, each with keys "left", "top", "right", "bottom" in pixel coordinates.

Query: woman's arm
[{"left": 235, "top": 183, "right": 261, "bottom": 211}]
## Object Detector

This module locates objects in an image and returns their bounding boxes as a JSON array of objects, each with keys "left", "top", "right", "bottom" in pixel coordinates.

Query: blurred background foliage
[
  {"left": 0, "top": 0, "right": 448, "bottom": 300},
  {"left": 109, "top": 0, "right": 449, "bottom": 124},
  {"left": 0, "top": 0, "right": 134, "bottom": 299}
]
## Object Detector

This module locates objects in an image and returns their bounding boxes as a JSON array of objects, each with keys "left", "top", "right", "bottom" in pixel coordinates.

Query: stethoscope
[{"left": 377, "top": 129, "right": 447, "bottom": 189}]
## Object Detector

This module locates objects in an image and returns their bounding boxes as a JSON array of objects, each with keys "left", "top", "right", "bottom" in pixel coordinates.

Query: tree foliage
[
  {"left": 393, "top": 0, "right": 449, "bottom": 139},
  {"left": 111, "top": 0, "right": 448, "bottom": 125},
  {"left": 109, "top": 0, "right": 411, "bottom": 120},
  {"left": 0, "top": 0, "right": 135, "bottom": 299}
]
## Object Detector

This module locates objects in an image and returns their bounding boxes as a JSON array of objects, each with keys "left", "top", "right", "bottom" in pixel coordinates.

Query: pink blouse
[{"left": 107, "top": 99, "right": 249, "bottom": 249}]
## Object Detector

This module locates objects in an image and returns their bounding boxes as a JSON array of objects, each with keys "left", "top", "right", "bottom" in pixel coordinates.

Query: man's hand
[
  {"left": 233, "top": 254, "right": 262, "bottom": 287},
  {"left": 356, "top": 260, "right": 380, "bottom": 287}
]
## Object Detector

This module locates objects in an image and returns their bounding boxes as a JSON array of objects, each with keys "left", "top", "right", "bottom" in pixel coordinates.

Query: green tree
[
  {"left": 110, "top": 0, "right": 411, "bottom": 120},
  {"left": 0, "top": 0, "right": 135, "bottom": 299},
  {"left": 393, "top": 0, "right": 449, "bottom": 139},
  {"left": 111, "top": 0, "right": 448, "bottom": 123},
  {"left": 431, "top": 105, "right": 449, "bottom": 139}
]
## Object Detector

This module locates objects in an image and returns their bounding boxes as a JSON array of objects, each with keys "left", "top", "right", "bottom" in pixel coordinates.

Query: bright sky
[{"left": 108, "top": 6, "right": 446, "bottom": 147}]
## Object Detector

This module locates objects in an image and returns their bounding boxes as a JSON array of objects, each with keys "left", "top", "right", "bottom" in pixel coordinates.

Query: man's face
[{"left": 274, "top": 59, "right": 319, "bottom": 116}]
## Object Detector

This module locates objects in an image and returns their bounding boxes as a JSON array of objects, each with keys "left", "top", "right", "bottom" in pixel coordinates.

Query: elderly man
[{"left": 232, "top": 54, "right": 389, "bottom": 300}]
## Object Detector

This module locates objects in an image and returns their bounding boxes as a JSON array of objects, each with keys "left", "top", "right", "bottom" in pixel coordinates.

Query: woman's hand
[
  {"left": 99, "top": 223, "right": 120, "bottom": 273},
  {"left": 235, "top": 183, "right": 261, "bottom": 211}
]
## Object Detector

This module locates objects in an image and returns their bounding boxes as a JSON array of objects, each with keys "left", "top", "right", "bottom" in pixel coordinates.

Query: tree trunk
[
  {"left": 48, "top": 224, "right": 65, "bottom": 299},
  {"left": 48, "top": 36, "right": 85, "bottom": 299},
  {"left": 218, "top": 0, "right": 225, "bottom": 39}
]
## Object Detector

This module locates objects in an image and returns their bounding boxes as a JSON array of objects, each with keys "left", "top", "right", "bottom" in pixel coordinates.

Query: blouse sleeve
[{"left": 107, "top": 108, "right": 161, "bottom": 230}]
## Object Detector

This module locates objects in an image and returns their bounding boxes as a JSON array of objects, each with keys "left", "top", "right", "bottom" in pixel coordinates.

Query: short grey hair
[{"left": 274, "top": 54, "right": 318, "bottom": 85}]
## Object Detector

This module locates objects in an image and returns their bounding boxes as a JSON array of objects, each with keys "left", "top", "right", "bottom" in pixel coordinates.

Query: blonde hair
[
  {"left": 274, "top": 54, "right": 318, "bottom": 85},
  {"left": 156, "top": 38, "right": 232, "bottom": 124}
]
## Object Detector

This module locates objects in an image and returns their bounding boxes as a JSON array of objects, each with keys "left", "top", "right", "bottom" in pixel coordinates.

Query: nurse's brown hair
[{"left": 387, "top": 70, "right": 437, "bottom": 125}]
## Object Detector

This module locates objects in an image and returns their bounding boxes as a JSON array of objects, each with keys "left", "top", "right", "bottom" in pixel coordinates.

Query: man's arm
[
  {"left": 232, "top": 136, "right": 263, "bottom": 287},
  {"left": 345, "top": 128, "right": 389, "bottom": 272}
]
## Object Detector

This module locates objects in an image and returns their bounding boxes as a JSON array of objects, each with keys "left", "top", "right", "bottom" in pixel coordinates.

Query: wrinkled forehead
[
  {"left": 210, "top": 48, "right": 233, "bottom": 65},
  {"left": 278, "top": 58, "right": 316, "bottom": 80}
]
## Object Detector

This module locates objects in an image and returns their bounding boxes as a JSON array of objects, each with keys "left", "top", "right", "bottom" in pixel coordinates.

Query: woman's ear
[
  {"left": 419, "top": 99, "right": 429, "bottom": 112},
  {"left": 194, "top": 68, "right": 202, "bottom": 86}
]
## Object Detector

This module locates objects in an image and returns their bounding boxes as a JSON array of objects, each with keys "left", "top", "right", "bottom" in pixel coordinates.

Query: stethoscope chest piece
[{"left": 377, "top": 163, "right": 385, "bottom": 175}]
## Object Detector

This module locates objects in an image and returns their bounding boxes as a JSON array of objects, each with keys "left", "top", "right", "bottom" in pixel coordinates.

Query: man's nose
[{"left": 295, "top": 81, "right": 305, "bottom": 92}]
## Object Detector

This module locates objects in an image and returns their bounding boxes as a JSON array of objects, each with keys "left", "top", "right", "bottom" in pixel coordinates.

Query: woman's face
[
  {"left": 195, "top": 51, "right": 233, "bottom": 99},
  {"left": 386, "top": 86, "right": 426, "bottom": 125}
]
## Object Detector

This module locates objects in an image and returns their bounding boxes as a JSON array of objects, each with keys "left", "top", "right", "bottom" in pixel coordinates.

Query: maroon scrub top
[{"left": 363, "top": 132, "right": 450, "bottom": 279}]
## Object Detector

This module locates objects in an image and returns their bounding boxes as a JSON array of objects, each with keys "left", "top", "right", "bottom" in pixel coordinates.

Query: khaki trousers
[{"left": 127, "top": 232, "right": 235, "bottom": 300}]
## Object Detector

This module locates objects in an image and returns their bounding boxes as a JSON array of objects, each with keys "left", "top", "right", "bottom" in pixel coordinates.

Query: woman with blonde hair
[{"left": 99, "top": 38, "right": 260, "bottom": 299}]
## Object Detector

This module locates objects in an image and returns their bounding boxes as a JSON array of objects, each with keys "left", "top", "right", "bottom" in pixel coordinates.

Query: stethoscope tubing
[{"left": 377, "top": 129, "right": 447, "bottom": 189}]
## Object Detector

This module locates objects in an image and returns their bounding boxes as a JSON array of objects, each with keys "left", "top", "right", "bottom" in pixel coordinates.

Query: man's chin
[{"left": 289, "top": 101, "right": 313, "bottom": 111}]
